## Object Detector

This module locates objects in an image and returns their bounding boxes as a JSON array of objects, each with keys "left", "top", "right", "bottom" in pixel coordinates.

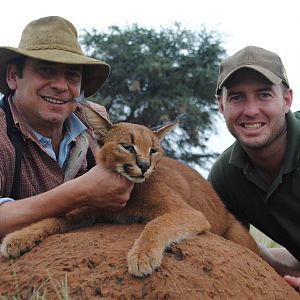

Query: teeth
[
  {"left": 244, "top": 123, "right": 262, "bottom": 129},
  {"left": 120, "top": 172, "right": 145, "bottom": 183},
  {"left": 43, "top": 96, "right": 66, "bottom": 104},
  {"left": 116, "top": 165, "right": 145, "bottom": 183}
]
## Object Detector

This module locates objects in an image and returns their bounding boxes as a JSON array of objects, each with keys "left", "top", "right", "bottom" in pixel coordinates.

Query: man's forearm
[
  {"left": 259, "top": 244, "right": 300, "bottom": 277},
  {"left": 0, "top": 180, "right": 84, "bottom": 237},
  {"left": 0, "top": 164, "right": 134, "bottom": 238}
]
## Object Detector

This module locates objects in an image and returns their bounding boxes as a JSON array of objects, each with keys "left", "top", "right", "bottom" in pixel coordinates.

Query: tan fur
[{"left": 1, "top": 105, "right": 259, "bottom": 277}]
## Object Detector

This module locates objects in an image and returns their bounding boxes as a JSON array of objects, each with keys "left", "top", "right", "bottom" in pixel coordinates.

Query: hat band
[{"left": 21, "top": 44, "right": 83, "bottom": 55}]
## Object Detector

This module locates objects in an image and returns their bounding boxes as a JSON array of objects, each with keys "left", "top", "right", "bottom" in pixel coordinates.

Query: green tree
[{"left": 80, "top": 23, "right": 226, "bottom": 168}]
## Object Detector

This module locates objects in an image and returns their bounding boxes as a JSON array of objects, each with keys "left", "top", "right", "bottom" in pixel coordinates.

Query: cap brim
[
  {"left": 0, "top": 47, "right": 110, "bottom": 97},
  {"left": 217, "top": 65, "right": 282, "bottom": 94}
]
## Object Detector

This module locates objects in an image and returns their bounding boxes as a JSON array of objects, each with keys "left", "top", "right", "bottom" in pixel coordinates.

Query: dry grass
[
  {"left": 250, "top": 225, "right": 281, "bottom": 248},
  {"left": 0, "top": 269, "right": 70, "bottom": 300}
]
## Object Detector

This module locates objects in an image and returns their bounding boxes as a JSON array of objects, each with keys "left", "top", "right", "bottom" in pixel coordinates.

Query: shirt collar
[
  {"left": 32, "top": 113, "right": 86, "bottom": 143},
  {"left": 63, "top": 113, "right": 87, "bottom": 141},
  {"left": 229, "top": 141, "right": 248, "bottom": 169},
  {"left": 284, "top": 111, "right": 300, "bottom": 172}
]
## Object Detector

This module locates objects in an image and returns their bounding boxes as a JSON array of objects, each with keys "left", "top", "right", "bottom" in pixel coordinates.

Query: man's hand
[
  {"left": 284, "top": 275, "right": 300, "bottom": 292},
  {"left": 73, "top": 164, "right": 134, "bottom": 210},
  {"left": 258, "top": 244, "right": 300, "bottom": 291}
]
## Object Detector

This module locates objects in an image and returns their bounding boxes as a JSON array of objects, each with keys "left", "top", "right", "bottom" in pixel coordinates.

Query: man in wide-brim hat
[{"left": 0, "top": 16, "right": 133, "bottom": 238}]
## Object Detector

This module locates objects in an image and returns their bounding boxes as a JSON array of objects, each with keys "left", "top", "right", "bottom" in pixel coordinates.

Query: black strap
[
  {"left": 0, "top": 96, "right": 23, "bottom": 199},
  {"left": 86, "top": 146, "right": 96, "bottom": 171}
]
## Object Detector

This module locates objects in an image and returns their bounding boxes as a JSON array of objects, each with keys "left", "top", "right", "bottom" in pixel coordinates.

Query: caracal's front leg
[
  {"left": 1, "top": 207, "right": 97, "bottom": 258},
  {"left": 127, "top": 208, "right": 210, "bottom": 277}
]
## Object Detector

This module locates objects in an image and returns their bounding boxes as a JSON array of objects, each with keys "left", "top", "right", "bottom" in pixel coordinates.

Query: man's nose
[
  {"left": 243, "top": 98, "right": 260, "bottom": 116},
  {"left": 50, "top": 73, "right": 68, "bottom": 91}
]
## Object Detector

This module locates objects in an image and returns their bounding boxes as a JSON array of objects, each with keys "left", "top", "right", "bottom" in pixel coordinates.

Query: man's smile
[
  {"left": 241, "top": 122, "right": 265, "bottom": 129},
  {"left": 42, "top": 96, "right": 70, "bottom": 105}
]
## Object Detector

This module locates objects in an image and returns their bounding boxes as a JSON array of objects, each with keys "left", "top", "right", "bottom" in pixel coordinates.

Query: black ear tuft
[{"left": 152, "top": 113, "right": 188, "bottom": 139}]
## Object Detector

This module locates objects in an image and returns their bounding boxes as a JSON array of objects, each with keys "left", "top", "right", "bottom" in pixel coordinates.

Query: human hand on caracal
[{"left": 284, "top": 275, "right": 300, "bottom": 292}]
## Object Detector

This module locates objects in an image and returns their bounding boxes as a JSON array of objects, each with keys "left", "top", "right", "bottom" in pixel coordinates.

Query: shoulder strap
[
  {"left": 86, "top": 146, "right": 96, "bottom": 171},
  {"left": 0, "top": 96, "right": 23, "bottom": 199}
]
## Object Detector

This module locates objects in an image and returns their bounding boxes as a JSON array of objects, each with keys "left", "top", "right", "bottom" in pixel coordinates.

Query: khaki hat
[
  {"left": 216, "top": 45, "right": 289, "bottom": 95},
  {"left": 0, "top": 16, "right": 110, "bottom": 97}
]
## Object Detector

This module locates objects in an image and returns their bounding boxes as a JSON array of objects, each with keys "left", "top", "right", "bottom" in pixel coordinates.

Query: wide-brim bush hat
[
  {"left": 0, "top": 16, "right": 110, "bottom": 97},
  {"left": 216, "top": 45, "right": 289, "bottom": 95}
]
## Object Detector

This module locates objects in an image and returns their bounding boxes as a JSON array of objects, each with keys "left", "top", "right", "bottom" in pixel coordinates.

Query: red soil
[{"left": 0, "top": 224, "right": 298, "bottom": 299}]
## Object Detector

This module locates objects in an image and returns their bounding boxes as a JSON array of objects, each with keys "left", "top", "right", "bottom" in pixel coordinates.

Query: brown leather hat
[
  {"left": 216, "top": 45, "right": 289, "bottom": 95},
  {"left": 0, "top": 16, "right": 110, "bottom": 97}
]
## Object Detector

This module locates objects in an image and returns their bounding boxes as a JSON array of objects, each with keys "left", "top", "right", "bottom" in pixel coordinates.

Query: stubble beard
[{"left": 229, "top": 118, "right": 288, "bottom": 151}]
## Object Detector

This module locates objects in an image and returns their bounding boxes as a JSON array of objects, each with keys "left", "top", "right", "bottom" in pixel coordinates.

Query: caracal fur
[{"left": 1, "top": 104, "right": 259, "bottom": 277}]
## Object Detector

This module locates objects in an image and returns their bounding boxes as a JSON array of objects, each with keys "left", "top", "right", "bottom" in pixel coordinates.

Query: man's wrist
[{"left": 61, "top": 178, "right": 88, "bottom": 208}]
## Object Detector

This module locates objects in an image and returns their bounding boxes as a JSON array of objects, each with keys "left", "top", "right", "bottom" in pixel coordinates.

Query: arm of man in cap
[
  {"left": 0, "top": 164, "right": 133, "bottom": 237},
  {"left": 258, "top": 244, "right": 300, "bottom": 291}
]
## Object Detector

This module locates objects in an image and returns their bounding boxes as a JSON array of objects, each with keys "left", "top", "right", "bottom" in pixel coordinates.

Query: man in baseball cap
[
  {"left": 208, "top": 46, "right": 300, "bottom": 291},
  {"left": 0, "top": 16, "right": 133, "bottom": 239},
  {"left": 216, "top": 45, "right": 289, "bottom": 95}
]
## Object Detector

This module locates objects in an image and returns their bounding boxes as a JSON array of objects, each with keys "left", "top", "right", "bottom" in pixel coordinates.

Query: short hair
[
  {"left": 8, "top": 55, "right": 26, "bottom": 79},
  {"left": 280, "top": 82, "right": 289, "bottom": 95}
]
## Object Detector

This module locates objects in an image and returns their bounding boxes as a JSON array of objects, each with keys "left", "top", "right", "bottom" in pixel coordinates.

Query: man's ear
[
  {"left": 284, "top": 88, "right": 293, "bottom": 113},
  {"left": 217, "top": 94, "right": 224, "bottom": 114},
  {"left": 6, "top": 64, "right": 18, "bottom": 91}
]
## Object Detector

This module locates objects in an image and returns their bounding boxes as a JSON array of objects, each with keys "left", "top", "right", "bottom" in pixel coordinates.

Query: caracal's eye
[
  {"left": 121, "top": 144, "right": 136, "bottom": 153},
  {"left": 150, "top": 148, "right": 158, "bottom": 155}
]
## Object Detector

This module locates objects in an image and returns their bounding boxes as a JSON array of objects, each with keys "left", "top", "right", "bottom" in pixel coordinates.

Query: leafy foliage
[{"left": 80, "top": 23, "right": 226, "bottom": 168}]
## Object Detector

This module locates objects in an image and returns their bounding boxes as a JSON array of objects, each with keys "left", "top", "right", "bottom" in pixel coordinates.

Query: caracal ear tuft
[
  {"left": 82, "top": 102, "right": 112, "bottom": 143},
  {"left": 153, "top": 113, "right": 187, "bottom": 140}
]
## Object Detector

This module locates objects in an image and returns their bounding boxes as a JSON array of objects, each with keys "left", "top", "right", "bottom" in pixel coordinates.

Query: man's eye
[
  {"left": 38, "top": 66, "right": 55, "bottom": 76},
  {"left": 121, "top": 144, "right": 136, "bottom": 153},
  {"left": 228, "top": 95, "right": 242, "bottom": 103},
  {"left": 66, "top": 72, "right": 81, "bottom": 82},
  {"left": 258, "top": 92, "right": 271, "bottom": 100}
]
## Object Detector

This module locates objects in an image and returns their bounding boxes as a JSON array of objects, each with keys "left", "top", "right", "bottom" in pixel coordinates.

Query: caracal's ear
[
  {"left": 82, "top": 103, "right": 112, "bottom": 143},
  {"left": 153, "top": 113, "right": 186, "bottom": 140}
]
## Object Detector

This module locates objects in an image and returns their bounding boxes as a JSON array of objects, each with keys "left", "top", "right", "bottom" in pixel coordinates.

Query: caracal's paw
[
  {"left": 127, "top": 244, "right": 163, "bottom": 277},
  {"left": 1, "top": 230, "right": 40, "bottom": 259}
]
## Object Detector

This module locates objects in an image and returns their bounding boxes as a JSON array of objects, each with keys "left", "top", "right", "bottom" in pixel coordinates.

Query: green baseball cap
[{"left": 216, "top": 45, "right": 289, "bottom": 95}]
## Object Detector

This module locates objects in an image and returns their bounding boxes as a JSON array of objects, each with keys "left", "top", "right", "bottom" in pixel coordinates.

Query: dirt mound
[{"left": 0, "top": 224, "right": 298, "bottom": 299}]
